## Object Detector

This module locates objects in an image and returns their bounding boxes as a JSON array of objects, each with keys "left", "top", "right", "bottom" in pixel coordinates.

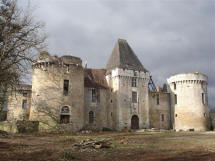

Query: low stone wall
[
  {"left": 0, "top": 120, "right": 39, "bottom": 133},
  {"left": 0, "top": 121, "right": 17, "bottom": 133}
]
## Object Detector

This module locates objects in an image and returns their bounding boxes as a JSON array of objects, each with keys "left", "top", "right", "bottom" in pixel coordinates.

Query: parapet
[
  {"left": 60, "top": 55, "right": 82, "bottom": 66},
  {"left": 167, "top": 72, "right": 208, "bottom": 84},
  {"left": 8, "top": 84, "right": 32, "bottom": 92},
  {"left": 33, "top": 52, "right": 82, "bottom": 68}
]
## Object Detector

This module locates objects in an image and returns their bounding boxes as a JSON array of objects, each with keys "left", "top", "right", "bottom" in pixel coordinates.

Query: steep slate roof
[
  {"left": 84, "top": 69, "right": 109, "bottom": 89},
  {"left": 106, "top": 39, "right": 148, "bottom": 72}
]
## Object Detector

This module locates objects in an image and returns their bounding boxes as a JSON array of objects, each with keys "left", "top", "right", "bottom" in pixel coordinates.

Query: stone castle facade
[{"left": 5, "top": 39, "right": 210, "bottom": 132}]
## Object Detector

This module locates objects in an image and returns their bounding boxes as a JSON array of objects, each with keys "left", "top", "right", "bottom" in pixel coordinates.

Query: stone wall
[
  {"left": 0, "top": 121, "right": 17, "bottom": 133},
  {"left": 106, "top": 68, "right": 150, "bottom": 130},
  {"left": 7, "top": 85, "right": 31, "bottom": 121},
  {"left": 0, "top": 121, "right": 39, "bottom": 133},
  {"left": 83, "top": 88, "right": 111, "bottom": 131},
  {"left": 149, "top": 92, "right": 171, "bottom": 129}
]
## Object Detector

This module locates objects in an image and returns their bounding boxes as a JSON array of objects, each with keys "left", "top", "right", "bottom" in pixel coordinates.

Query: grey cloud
[{"left": 19, "top": 0, "right": 215, "bottom": 105}]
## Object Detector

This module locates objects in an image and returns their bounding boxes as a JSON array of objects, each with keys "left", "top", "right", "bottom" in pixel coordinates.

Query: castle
[{"left": 5, "top": 39, "right": 210, "bottom": 132}]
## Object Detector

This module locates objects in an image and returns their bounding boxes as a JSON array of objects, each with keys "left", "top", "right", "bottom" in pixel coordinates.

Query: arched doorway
[
  {"left": 131, "top": 115, "right": 139, "bottom": 129},
  {"left": 60, "top": 106, "right": 70, "bottom": 124}
]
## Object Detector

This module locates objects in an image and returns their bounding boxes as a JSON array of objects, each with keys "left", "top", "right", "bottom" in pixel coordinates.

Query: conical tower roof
[{"left": 106, "top": 39, "right": 148, "bottom": 72}]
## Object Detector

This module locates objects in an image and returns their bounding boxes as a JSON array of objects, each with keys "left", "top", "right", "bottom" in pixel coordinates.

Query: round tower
[
  {"left": 167, "top": 72, "right": 209, "bottom": 131},
  {"left": 30, "top": 52, "right": 84, "bottom": 132}
]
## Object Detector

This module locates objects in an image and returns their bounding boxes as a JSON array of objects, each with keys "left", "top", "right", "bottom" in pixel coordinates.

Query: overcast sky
[{"left": 19, "top": 0, "right": 215, "bottom": 106}]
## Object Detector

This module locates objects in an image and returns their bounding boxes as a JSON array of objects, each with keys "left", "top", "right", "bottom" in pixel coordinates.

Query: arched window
[
  {"left": 61, "top": 106, "right": 70, "bottom": 113},
  {"left": 89, "top": 111, "right": 94, "bottom": 124},
  {"left": 60, "top": 106, "right": 70, "bottom": 124}
]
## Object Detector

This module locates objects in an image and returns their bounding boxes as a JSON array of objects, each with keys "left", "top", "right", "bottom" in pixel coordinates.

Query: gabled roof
[
  {"left": 84, "top": 68, "right": 109, "bottom": 89},
  {"left": 106, "top": 39, "right": 148, "bottom": 72}
]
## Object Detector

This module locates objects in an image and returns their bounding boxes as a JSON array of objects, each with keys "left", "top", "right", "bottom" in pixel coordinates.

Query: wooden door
[{"left": 131, "top": 115, "right": 139, "bottom": 129}]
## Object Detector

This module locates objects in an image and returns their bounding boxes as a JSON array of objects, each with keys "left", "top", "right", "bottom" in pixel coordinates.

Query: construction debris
[{"left": 73, "top": 139, "right": 111, "bottom": 149}]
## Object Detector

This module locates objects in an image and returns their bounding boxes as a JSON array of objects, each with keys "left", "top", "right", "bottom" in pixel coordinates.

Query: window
[
  {"left": 23, "top": 92, "right": 27, "bottom": 97},
  {"left": 161, "top": 114, "right": 164, "bottom": 121},
  {"left": 174, "top": 83, "right": 176, "bottom": 90},
  {"left": 175, "top": 94, "right": 177, "bottom": 104},
  {"left": 61, "top": 106, "right": 70, "bottom": 113},
  {"left": 60, "top": 115, "right": 70, "bottom": 124},
  {"left": 89, "top": 111, "right": 94, "bottom": 124},
  {"left": 201, "top": 82, "right": 204, "bottom": 89},
  {"left": 204, "top": 113, "right": 206, "bottom": 117},
  {"left": 63, "top": 80, "right": 69, "bottom": 96},
  {"left": 134, "top": 71, "right": 137, "bottom": 76},
  {"left": 132, "top": 91, "right": 137, "bottom": 103},
  {"left": 175, "top": 114, "right": 178, "bottom": 117},
  {"left": 202, "top": 93, "right": 205, "bottom": 105},
  {"left": 156, "top": 94, "right": 159, "bottom": 105},
  {"left": 60, "top": 106, "right": 70, "bottom": 124},
  {"left": 22, "top": 100, "right": 27, "bottom": 109},
  {"left": 92, "top": 89, "right": 96, "bottom": 102},
  {"left": 132, "top": 78, "right": 137, "bottom": 87},
  {"left": 91, "top": 89, "right": 100, "bottom": 103}
]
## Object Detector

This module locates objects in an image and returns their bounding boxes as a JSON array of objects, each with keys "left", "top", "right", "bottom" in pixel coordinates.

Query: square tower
[{"left": 105, "top": 39, "right": 150, "bottom": 130}]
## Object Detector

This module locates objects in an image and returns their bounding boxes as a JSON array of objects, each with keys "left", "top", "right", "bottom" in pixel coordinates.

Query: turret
[
  {"left": 167, "top": 72, "right": 209, "bottom": 131},
  {"left": 30, "top": 52, "right": 84, "bottom": 132}
]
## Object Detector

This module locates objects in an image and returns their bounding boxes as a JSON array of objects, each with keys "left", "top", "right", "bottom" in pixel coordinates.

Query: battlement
[
  {"left": 167, "top": 72, "right": 208, "bottom": 84},
  {"left": 32, "top": 54, "right": 82, "bottom": 70}
]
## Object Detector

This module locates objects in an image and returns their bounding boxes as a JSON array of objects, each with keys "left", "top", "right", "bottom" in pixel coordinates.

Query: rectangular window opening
[
  {"left": 174, "top": 83, "right": 176, "bottom": 90},
  {"left": 132, "top": 78, "right": 137, "bottom": 87},
  {"left": 63, "top": 80, "right": 69, "bottom": 96},
  {"left": 132, "top": 91, "right": 137, "bottom": 103},
  {"left": 156, "top": 94, "right": 159, "bottom": 105},
  {"left": 202, "top": 93, "right": 205, "bottom": 105},
  {"left": 60, "top": 115, "right": 70, "bottom": 124},
  {"left": 22, "top": 100, "right": 27, "bottom": 109},
  {"left": 23, "top": 92, "right": 27, "bottom": 97},
  {"left": 161, "top": 114, "right": 164, "bottom": 121},
  {"left": 92, "top": 89, "right": 97, "bottom": 102},
  {"left": 175, "top": 94, "right": 177, "bottom": 105}
]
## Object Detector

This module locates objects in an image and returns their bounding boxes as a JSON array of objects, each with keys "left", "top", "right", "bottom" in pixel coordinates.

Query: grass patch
[{"left": 61, "top": 151, "right": 76, "bottom": 160}]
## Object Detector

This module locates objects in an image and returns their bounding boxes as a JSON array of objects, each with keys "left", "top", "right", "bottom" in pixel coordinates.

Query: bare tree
[{"left": 0, "top": 0, "right": 46, "bottom": 113}]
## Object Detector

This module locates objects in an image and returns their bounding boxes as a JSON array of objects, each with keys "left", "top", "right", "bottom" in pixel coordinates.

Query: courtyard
[{"left": 0, "top": 130, "right": 215, "bottom": 161}]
